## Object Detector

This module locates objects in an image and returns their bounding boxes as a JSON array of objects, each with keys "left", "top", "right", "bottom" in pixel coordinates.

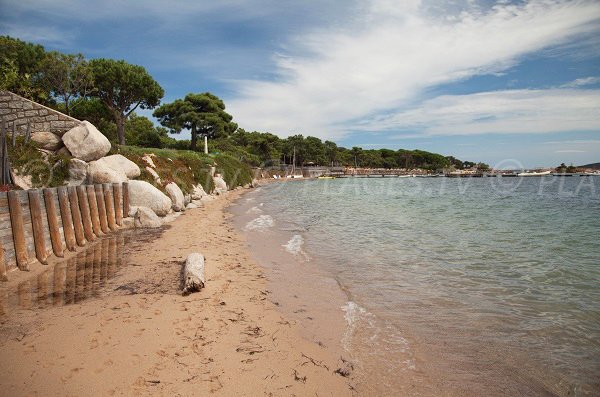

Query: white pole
[{"left": 204, "top": 136, "right": 208, "bottom": 154}]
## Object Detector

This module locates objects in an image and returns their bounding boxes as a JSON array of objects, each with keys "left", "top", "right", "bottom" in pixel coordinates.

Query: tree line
[{"left": 1, "top": 35, "right": 481, "bottom": 170}]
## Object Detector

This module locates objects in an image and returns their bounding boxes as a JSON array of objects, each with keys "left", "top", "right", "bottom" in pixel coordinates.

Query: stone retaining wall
[{"left": 0, "top": 90, "right": 81, "bottom": 135}]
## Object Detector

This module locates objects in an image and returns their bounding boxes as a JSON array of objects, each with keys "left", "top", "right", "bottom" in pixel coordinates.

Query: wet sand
[{"left": 0, "top": 189, "right": 353, "bottom": 396}]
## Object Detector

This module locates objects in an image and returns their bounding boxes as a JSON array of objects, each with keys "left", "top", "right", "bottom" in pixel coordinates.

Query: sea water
[{"left": 234, "top": 177, "right": 600, "bottom": 396}]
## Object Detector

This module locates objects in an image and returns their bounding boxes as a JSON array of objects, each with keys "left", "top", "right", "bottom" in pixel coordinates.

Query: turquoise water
[{"left": 241, "top": 176, "right": 600, "bottom": 396}]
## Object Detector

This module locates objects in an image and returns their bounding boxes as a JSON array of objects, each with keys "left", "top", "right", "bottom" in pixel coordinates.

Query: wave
[
  {"left": 282, "top": 234, "right": 309, "bottom": 260},
  {"left": 246, "top": 206, "right": 263, "bottom": 214},
  {"left": 244, "top": 215, "right": 274, "bottom": 231},
  {"left": 341, "top": 301, "right": 369, "bottom": 352}
]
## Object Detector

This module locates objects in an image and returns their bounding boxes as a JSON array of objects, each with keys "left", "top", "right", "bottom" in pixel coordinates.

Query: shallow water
[
  {"left": 235, "top": 177, "right": 600, "bottom": 396},
  {"left": 0, "top": 229, "right": 164, "bottom": 316}
]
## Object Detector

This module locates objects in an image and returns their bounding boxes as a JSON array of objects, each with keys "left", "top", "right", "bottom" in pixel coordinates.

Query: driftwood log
[{"left": 182, "top": 253, "right": 205, "bottom": 295}]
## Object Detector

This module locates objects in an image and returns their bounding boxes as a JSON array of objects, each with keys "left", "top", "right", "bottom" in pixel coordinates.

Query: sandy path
[{"left": 0, "top": 189, "right": 353, "bottom": 396}]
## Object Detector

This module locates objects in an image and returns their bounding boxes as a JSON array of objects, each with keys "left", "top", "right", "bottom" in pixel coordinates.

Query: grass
[
  {"left": 114, "top": 145, "right": 222, "bottom": 194},
  {"left": 214, "top": 153, "right": 253, "bottom": 188},
  {"left": 7, "top": 136, "right": 71, "bottom": 188}
]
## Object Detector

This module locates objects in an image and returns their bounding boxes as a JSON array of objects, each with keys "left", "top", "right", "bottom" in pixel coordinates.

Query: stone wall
[{"left": 0, "top": 90, "right": 81, "bottom": 135}]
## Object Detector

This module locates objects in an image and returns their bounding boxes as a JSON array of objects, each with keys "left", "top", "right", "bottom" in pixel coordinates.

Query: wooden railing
[{"left": 0, "top": 183, "right": 130, "bottom": 281}]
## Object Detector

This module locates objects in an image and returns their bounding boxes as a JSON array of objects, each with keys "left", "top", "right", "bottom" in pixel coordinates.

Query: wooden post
[
  {"left": 68, "top": 186, "right": 86, "bottom": 247},
  {"left": 86, "top": 185, "right": 102, "bottom": 236},
  {"left": 57, "top": 187, "right": 76, "bottom": 251},
  {"left": 122, "top": 182, "right": 130, "bottom": 218},
  {"left": 113, "top": 183, "right": 123, "bottom": 226},
  {"left": 103, "top": 184, "right": 117, "bottom": 231},
  {"left": 0, "top": 241, "right": 7, "bottom": 281},
  {"left": 76, "top": 186, "right": 95, "bottom": 242},
  {"left": 28, "top": 190, "right": 49, "bottom": 265},
  {"left": 53, "top": 262, "right": 66, "bottom": 306},
  {"left": 108, "top": 237, "right": 117, "bottom": 278},
  {"left": 65, "top": 257, "right": 76, "bottom": 304},
  {"left": 95, "top": 184, "right": 109, "bottom": 233},
  {"left": 7, "top": 190, "right": 29, "bottom": 271},
  {"left": 43, "top": 188, "right": 64, "bottom": 257}
]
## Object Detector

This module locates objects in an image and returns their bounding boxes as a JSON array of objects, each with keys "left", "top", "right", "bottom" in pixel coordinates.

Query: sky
[{"left": 1, "top": 0, "right": 599, "bottom": 168}]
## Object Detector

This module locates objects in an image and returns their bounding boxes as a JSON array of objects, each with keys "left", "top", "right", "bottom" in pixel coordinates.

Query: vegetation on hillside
[
  {"left": 1, "top": 35, "right": 487, "bottom": 174},
  {"left": 8, "top": 136, "right": 71, "bottom": 187}
]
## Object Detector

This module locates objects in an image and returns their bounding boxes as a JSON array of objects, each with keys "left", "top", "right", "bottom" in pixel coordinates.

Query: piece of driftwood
[{"left": 182, "top": 253, "right": 206, "bottom": 295}]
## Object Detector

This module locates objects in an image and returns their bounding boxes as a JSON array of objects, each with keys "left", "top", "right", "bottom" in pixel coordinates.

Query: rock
[
  {"left": 145, "top": 166, "right": 161, "bottom": 184},
  {"left": 251, "top": 179, "right": 260, "bottom": 188},
  {"left": 62, "top": 121, "right": 111, "bottom": 161},
  {"left": 186, "top": 202, "right": 199, "bottom": 209},
  {"left": 134, "top": 206, "right": 162, "bottom": 228},
  {"left": 213, "top": 174, "right": 227, "bottom": 192},
  {"left": 122, "top": 217, "right": 135, "bottom": 229},
  {"left": 87, "top": 159, "right": 128, "bottom": 184},
  {"left": 142, "top": 154, "right": 156, "bottom": 168},
  {"left": 184, "top": 194, "right": 191, "bottom": 206},
  {"left": 128, "top": 206, "right": 140, "bottom": 217},
  {"left": 191, "top": 184, "right": 207, "bottom": 200},
  {"left": 31, "top": 131, "right": 63, "bottom": 151},
  {"left": 67, "top": 158, "right": 88, "bottom": 186},
  {"left": 182, "top": 253, "right": 206, "bottom": 295},
  {"left": 56, "top": 147, "right": 72, "bottom": 157},
  {"left": 165, "top": 182, "right": 185, "bottom": 212},
  {"left": 98, "top": 154, "right": 140, "bottom": 178},
  {"left": 162, "top": 211, "right": 182, "bottom": 224},
  {"left": 127, "top": 180, "right": 172, "bottom": 217},
  {"left": 10, "top": 171, "right": 32, "bottom": 190}
]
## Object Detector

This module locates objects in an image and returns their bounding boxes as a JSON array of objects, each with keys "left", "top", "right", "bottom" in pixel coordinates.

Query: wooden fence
[{"left": 0, "top": 182, "right": 130, "bottom": 281}]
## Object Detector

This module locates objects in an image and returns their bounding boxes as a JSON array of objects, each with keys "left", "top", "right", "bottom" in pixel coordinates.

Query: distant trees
[
  {"left": 88, "top": 59, "right": 164, "bottom": 145},
  {"left": 154, "top": 92, "right": 236, "bottom": 151},
  {"left": 41, "top": 52, "right": 93, "bottom": 115},
  {"left": 0, "top": 36, "right": 49, "bottom": 102},
  {"left": 2, "top": 35, "right": 481, "bottom": 169}
]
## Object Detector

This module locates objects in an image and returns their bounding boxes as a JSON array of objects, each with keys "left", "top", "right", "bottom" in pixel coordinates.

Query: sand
[{"left": 0, "top": 189, "right": 353, "bottom": 396}]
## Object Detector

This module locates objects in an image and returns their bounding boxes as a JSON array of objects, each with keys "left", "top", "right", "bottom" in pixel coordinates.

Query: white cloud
[
  {"left": 361, "top": 89, "right": 600, "bottom": 135},
  {"left": 228, "top": 0, "right": 600, "bottom": 138},
  {"left": 560, "top": 76, "right": 600, "bottom": 88},
  {"left": 555, "top": 150, "right": 587, "bottom": 153}
]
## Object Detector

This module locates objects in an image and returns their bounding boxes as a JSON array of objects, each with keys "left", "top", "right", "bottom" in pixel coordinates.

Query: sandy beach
[{"left": 0, "top": 188, "right": 353, "bottom": 396}]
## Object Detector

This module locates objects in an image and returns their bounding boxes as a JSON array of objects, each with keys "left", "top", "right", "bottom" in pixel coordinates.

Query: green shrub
[
  {"left": 214, "top": 154, "right": 253, "bottom": 188},
  {"left": 7, "top": 136, "right": 71, "bottom": 188}
]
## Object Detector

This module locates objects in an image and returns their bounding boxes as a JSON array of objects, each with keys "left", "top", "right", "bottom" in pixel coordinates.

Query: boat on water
[
  {"left": 517, "top": 170, "right": 551, "bottom": 177},
  {"left": 317, "top": 176, "right": 336, "bottom": 179}
]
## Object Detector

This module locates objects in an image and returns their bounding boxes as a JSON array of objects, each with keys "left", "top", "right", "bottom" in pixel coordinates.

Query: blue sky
[{"left": 1, "top": 0, "right": 599, "bottom": 168}]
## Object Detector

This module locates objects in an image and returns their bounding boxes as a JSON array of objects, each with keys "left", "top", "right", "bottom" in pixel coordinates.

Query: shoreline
[{"left": 0, "top": 188, "right": 353, "bottom": 396}]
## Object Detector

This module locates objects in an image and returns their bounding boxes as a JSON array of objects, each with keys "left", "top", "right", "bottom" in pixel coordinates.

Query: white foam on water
[
  {"left": 244, "top": 215, "right": 274, "bottom": 231},
  {"left": 282, "top": 234, "right": 309, "bottom": 260},
  {"left": 341, "top": 301, "right": 368, "bottom": 352},
  {"left": 246, "top": 206, "right": 263, "bottom": 214},
  {"left": 245, "top": 197, "right": 256, "bottom": 202}
]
